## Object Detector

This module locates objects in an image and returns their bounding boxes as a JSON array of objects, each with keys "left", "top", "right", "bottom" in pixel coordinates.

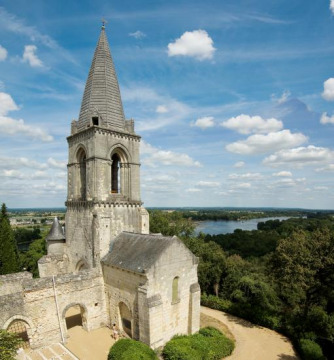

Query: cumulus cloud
[
  {"left": 2, "top": 169, "right": 23, "bottom": 178},
  {"left": 322, "top": 78, "right": 334, "bottom": 101},
  {"left": 141, "top": 141, "right": 201, "bottom": 168},
  {"left": 228, "top": 172, "right": 263, "bottom": 180},
  {"left": 320, "top": 112, "right": 334, "bottom": 125},
  {"left": 22, "top": 45, "right": 43, "bottom": 67},
  {"left": 277, "top": 90, "right": 291, "bottom": 104},
  {"left": 156, "top": 105, "right": 168, "bottom": 113},
  {"left": 331, "top": 0, "right": 334, "bottom": 14},
  {"left": 47, "top": 157, "right": 66, "bottom": 169},
  {"left": 196, "top": 181, "right": 220, "bottom": 187},
  {"left": 0, "top": 91, "right": 53, "bottom": 142},
  {"left": 0, "top": 45, "right": 7, "bottom": 61},
  {"left": 167, "top": 30, "right": 216, "bottom": 61},
  {"left": 221, "top": 114, "right": 283, "bottom": 134},
  {"left": 129, "top": 30, "right": 146, "bottom": 39},
  {"left": 192, "top": 116, "right": 215, "bottom": 129},
  {"left": 233, "top": 161, "right": 245, "bottom": 168},
  {"left": 273, "top": 171, "right": 292, "bottom": 177},
  {"left": 0, "top": 92, "right": 19, "bottom": 115},
  {"left": 263, "top": 146, "right": 334, "bottom": 167},
  {"left": 0, "top": 116, "right": 53, "bottom": 142},
  {"left": 226, "top": 130, "right": 307, "bottom": 155}
]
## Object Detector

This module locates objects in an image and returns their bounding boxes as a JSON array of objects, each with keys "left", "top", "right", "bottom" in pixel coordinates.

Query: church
[{"left": 0, "top": 24, "right": 200, "bottom": 351}]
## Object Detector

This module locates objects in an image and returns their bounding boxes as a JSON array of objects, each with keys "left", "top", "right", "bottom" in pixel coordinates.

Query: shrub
[
  {"left": 108, "top": 338, "right": 158, "bottom": 360},
  {"left": 0, "top": 330, "right": 22, "bottom": 360},
  {"left": 162, "top": 327, "right": 234, "bottom": 360},
  {"left": 298, "top": 339, "right": 324, "bottom": 360}
]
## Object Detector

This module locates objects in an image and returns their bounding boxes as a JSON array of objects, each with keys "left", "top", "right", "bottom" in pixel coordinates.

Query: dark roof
[
  {"left": 101, "top": 232, "right": 182, "bottom": 274},
  {"left": 46, "top": 217, "right": 65, "bottom": 241}
]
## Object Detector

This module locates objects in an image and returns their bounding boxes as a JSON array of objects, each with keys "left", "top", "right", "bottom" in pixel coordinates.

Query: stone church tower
[
  {"left": 0, "top": 24, "right": 200, "bottom": 351},
  {"left": 40, "top": 24, "right": 149, "bottom": 276}
]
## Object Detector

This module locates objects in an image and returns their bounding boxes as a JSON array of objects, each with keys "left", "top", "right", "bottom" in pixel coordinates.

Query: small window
[
  {"left": 92, "top": 116, "right": 99, "bottom": 126},
  {"left": 172, "top": 276, "right": 180, "bottom": 304}
]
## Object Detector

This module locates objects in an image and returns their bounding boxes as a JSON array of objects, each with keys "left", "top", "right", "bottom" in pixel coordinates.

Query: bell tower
[{"left": 64, "top": 24, "right": 149, "bottom": 272}]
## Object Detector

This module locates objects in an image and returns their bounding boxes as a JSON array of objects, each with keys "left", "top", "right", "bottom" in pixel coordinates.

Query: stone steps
[{"left": 18, "top": 343, "right": 78, "bottom": 360}]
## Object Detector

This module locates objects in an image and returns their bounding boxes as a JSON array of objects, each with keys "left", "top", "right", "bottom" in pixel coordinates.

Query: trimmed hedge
[
  {"left": 108, "top": 338, "right": 158, "bottom": 360},
  {"left": 298, "top": 339, "right": 324, "bottom": 360},
  {"left": 162, "top": 327, "right": 234, "bottom": 360}
]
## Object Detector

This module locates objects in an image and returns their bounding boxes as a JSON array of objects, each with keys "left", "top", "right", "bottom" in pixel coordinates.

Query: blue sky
[{"left": 0, "top": 0, "right": 334, "bottom": 209}]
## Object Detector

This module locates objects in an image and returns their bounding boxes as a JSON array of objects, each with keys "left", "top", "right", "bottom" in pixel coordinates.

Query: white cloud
[
  {"left": 0, "top": 157, "right": 45, "bottom": 170},
  {"left": 231, "top": 182, "right": 251, "bottom": 189},
  {"left": 186, "top": 188, "right": 202, "bottom": 193},
  {"left": 322, "top": 78, "right": 334, "bottom": 101},
  {"left": 129, "top": 30, "right": 146, "bottom": 39},
  {"left": 314, "top": 186, "right": 329, "bottom": 191},
  {"left": 196, "top": 181, "right": 220, "bottom": 187},
  {"left": 22, "top": 45, "right": 43, "bottom": 67},
  {"left": 122, "top": 86, "right": 191, "bottom": 131},
  {"left": 273, "top": 171, "right": 292, "bottom": 177},
  {"left": 192, "top": 116, "right": 215, "bottom": 129},
  {"left": 221, "top": 114, "right": 283, "bottom": 134},
  {"left": 0, "top": 91, "right": 53, "bottom": 142},
  {"left": 167, "top": 30, "right": 216, "bottom": 60},
  {"left": 263, "top": 146, "right": 334, "bottom": 167},
  {"left": 330, "top": 0, "right": 334, "bottom": 14},
  {"left": 233, "top": 161, "right": 245, "bottom": 168},
  {"left": 315, "top": 164, "right": 334, "bottom": 172},
  {"left": 156, "top": 105, "right": 168, "bottom": 113},
  {"left": 277, "top": 90, "right": 291, "bottom": 104},
  {"left": 226, "top": 130, "right": 307, "bottom": 155},
  {"left": 0, "top": 92, "right": 19, "bottom": 115},
  {"left": 0, "top": 45, "right": 7, "bottom": 61},
  {"left": 0, "top": 116, "right": 53, "bottom": 142},
  {"left": 228, "top": 172, "right": 263, "bottom": 180},
  {"left": 141, "top": 141, "right": 201, "bottom": 168},
  {"left": 320, "top": 112, "right": 334, "bottom": 125},
  {"left": 2, "top": 169, "right": 23, "bottom": 178},
  {"left": 47, "top": 158, "right": 66, "bottom": 169}
]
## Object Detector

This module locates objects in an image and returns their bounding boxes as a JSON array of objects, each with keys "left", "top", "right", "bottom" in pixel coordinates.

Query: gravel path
[{"left": 201, "top": 306, "right": 300, "bottom": 360}]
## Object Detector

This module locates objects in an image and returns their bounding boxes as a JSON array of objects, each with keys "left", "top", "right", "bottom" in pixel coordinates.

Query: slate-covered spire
[
  {"left": 77, "top": 24, "right": 125, "bottom": 131},
  {"left": 46, "top": 217, "right": 65, "bottom": 242}
]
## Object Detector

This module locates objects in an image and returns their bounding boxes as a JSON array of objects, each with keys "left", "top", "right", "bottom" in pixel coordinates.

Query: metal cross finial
[{"left": 101, "top": 18, "right": 108, "bottom": 29}]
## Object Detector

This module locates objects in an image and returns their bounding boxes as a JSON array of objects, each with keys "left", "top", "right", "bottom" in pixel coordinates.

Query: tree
[
  {"left": 0, "top": 330, "right": 22, "bottom": 360},
  {"left": 0, "top": 203, "right": 20, "bottom": 274}
]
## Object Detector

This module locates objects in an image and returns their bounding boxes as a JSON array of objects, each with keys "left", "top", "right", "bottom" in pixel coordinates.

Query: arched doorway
[
  {"left": 119, "top": 302, "right": 132, "bottom": 338},
  {"left": 64, "top": 305, "right": 85, "bottom": 331},
  {"left": 75, "top": 259, "right": 89, "bottom": 272},
  {"left": 7, "top": 319, "right": 30, "bottom": 349}
]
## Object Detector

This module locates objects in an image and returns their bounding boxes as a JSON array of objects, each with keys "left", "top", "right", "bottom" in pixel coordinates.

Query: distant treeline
[{"left": 148, "top": 209, "right": 334, "bottom": 360}]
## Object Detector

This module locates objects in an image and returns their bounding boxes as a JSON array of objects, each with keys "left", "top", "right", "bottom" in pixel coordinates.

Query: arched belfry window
[
  {"left": 111, "top": 153, "right": 120, "bottom": 193},
  {"left": 77, "top": 148, "right": 87, "bottom": 200},
  {"left": 172, "top": 276, "right": 180, "bottom": 304}
]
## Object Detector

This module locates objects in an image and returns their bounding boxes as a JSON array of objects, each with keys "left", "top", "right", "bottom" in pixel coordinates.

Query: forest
[
  {"left": 1, "top": 205, "right": 333, "bottom": 359},
  {"left": 149, "top": 210, "right": 334, "bottom": 360}
]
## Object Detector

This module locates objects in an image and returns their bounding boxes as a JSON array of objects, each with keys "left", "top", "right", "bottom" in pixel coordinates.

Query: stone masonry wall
[{"left": 0, "top": 269, "right": 108, "bottom": 349}]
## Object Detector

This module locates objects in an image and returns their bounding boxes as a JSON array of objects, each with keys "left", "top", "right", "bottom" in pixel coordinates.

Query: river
[{"left": 195, "top": 217, "right": 291, "bottom": 235}]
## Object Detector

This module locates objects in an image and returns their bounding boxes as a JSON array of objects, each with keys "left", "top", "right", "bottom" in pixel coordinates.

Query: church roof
[
  {"left": 46, "top": 217, "right": 65, "bottom": 241},
  {"left": 77, "top": 25, "right": 125, "bottom": 131},
  {"left": 101, "top": 232, "right": 188, "bottom": 274}
]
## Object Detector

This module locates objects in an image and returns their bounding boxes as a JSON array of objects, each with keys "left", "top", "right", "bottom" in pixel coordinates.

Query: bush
[
  {"left": 162, "top": 327, "right": 234, "bottom": 360},
  {"left": 108, "top": 339, "right": 158, "bottom": 360},
  {"left": 0, "top": 330, "right": 22, "bottom": 360},
  {"left": 298, "top": 339, "right": 324, "bottom": 360}
]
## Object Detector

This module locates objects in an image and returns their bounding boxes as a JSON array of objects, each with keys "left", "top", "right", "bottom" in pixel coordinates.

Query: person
[{"left": 112, "top": 323, "right": 119, "bottom": 340}]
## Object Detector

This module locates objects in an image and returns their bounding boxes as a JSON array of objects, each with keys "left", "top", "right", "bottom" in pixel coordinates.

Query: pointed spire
[
  {"left": 77, "top": 25, "right": 126, "bottom": 131},
  {"left": 46, "top": 217, "right": 65, "bottom": 241}
]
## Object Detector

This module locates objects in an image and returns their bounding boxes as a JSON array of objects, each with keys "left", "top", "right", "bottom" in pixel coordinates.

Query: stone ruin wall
[{"left": 0, "top": 269, "right": 109, "bottom": 349}]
